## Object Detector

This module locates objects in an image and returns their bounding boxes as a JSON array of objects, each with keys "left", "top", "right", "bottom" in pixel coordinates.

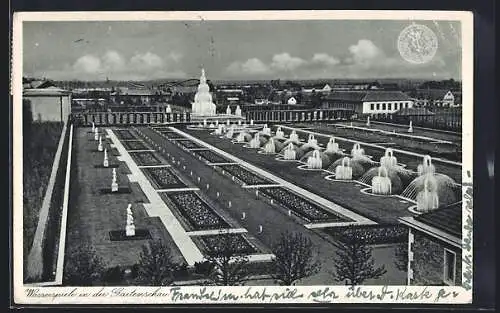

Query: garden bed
[
  {"left": 121, "top": 140, "right": 148, "bottom": 151},
  {"left": 160, "top": 191, "right": 229, "bottom": 230},
  {"left": 158, "top": 130, "right": 186, "bottom": 140},
  {"left": 109, "top": 229, "right": 152, "bottom": 241},
  {"left": 177, "top": 139, "right": 204, "bottom": 149},
  {"left": 141, "top": 167, "right": 187, "bottom": 189},
  {"left": 194, "top": 150, "right": 231, "bottom": 164},
  {"left": 114, "top": 129, "right": 137, "bottom": 140},
  {"left": 217, "top": 164, "right": 272, "bottom": 186},
  {"left": 194, "top": 233, "right": 258, "bottom": 255},
  {"left": 322, "top": 224, "right": 408, "bottom": 245},
  {"left": 129, "top": 151, "right": 163, "bottom": 166},
  {"left": 259, "top": 187, "right": 351, "bottom": 223}
]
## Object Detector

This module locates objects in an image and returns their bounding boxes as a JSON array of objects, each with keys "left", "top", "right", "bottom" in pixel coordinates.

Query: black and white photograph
[{"left": 12, "top": 10, "right": 474, "bottom": 305}]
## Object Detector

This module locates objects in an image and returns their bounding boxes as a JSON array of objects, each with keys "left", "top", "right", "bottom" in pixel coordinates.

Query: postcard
[{"left": 11, "top": 10, "right": 473, "bottom": 305}]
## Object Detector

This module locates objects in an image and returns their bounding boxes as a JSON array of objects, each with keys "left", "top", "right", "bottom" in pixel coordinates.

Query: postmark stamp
[{"left": 397, "top": 23, "right": 439, "bottom": 64}]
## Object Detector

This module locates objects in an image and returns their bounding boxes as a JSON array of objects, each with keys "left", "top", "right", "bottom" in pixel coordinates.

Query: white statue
[
  {"left": 94, "top": 127, "right": 99, "bottom": 141},
  {"left": 226, "top": 105, "right": 232, "bottom": 115},
  {"left": 235, "top": 105, "right": 242, "bottom": 117},
  {"left": 103, "top": 148, "right": 109, "bottom": 167},
  {"left": 98, "top": 135, "right": 103, "bottom": 152},
  {"left": 111, "top": 168, "right": 118, "bottom": 192},
  {"left": 166, "top": 104, "right": 172, "bottom": 114}
]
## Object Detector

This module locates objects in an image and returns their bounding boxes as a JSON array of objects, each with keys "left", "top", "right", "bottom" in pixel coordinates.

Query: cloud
[
  {"left": 270, "top": 53, "right": 306, "bottom": 71},
  {"left": 72, "top": 55, "right": 102, "bottom": 74},
  {"left": 346, "top": 39, "right": 384, "bottom": 66},
  {"left": 39, "top": 50, "right": 186, "bottom": 80},
  {"left": 226, "top": 58, "right": 270, "bottom": 75},
  {"left": 311, "top": 53, "right": 340, "bottom": 66}
]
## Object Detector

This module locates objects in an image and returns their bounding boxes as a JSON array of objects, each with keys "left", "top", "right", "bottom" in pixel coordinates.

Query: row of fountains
[{"left": 211, "top": 124, "right": 459, "bottom": 213}]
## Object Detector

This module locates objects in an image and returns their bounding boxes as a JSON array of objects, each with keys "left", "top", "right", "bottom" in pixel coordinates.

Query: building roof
[
  {"left": 415, "top": 202, "right": 463, "bottom": 239},
  {"left": 112, "top": 88, "right": 156, "bottom": 96},
  {"left": 23, "top": 87, "right": 71, "bottom": 96},
  {"left": 324, "top": 90, "right": 412, "bottom": 102},
  {"left": 410, "top": 89, "right": 453, "bottom": 100},
  {"left": 395, "top": 107, "right": 435, "bottom": 116}
]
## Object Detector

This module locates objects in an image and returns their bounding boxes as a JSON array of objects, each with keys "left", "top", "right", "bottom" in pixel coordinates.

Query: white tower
[{"left": 191, "top": 68, "right": 216, "bottom": 116}]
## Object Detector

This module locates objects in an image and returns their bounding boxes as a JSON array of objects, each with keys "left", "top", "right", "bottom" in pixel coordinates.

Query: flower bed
[
  {"left": 122, "top": 140, "right": 148, "bottom": 151},
  {"left": 163, "top": 191, "right": 229, "bottom": 230},
  {"left": 218, "top": 164, "right": 272, "bottom": 185},
  {"left": 177, "top": 139, "right": 204, "bottom": 149},
  {"left": 158, "top": 130, "right": 185, "bottom": 139},
  {"left": 259, "top": 187, "right": 350, "bottom": 223},
  {"left": 141, "top": 167, "right": 187, "bottom": 189},
  {"left": 194, "top": 150, "right": 231, "bottom": 164},
  {"left": 198, "top": 234, "right": 257, "bottom": 255},
  {"left": 322, "top": 224, "right": 408, "bottom": 245},
  {"left": 114, "top": 129, "right": 136, "bottom": 140},
  {"left": 129, "top": 151, "right": 163, "bottom": 166}
]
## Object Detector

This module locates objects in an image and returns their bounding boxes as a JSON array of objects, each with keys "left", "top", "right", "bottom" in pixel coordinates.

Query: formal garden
[
  {"left": 216, "top": 164, "right": 273, "bottom": 186},
  {"left": 121, "top": 140, "right": 149, "bottom": 151},
  {"left": 129, "top": 151, "right": 164, "bottom": 166},
  {"left": 193, "top": 149, "right": 232, "bottom": 164}
]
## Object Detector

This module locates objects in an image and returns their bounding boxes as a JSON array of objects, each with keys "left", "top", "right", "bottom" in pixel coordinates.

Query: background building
[
  {"left": 23, "top": 86, "right": 72, "bottom": 122},
  {"left": 399, "top": 202, "right": 462, "bottom": 286},
  {"left": 322, "top": 90, "right": 414, "bottom": 116}
]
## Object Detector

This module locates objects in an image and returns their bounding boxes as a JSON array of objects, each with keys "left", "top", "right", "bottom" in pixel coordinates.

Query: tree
[
  {"left": 333, "top": 229, "right": 387, "bottom": 286},
  {"left": 64, "top": 243, "right": 107, "bottom": 285},
  {"left": 270, "top": 231, "right": 321, "bottom": 285},
  {"left": 135, "top": 240, "right": 179, "bottom": 286},
  {"left": 203, "top": 231, "right": 250, "bottom": 286}
]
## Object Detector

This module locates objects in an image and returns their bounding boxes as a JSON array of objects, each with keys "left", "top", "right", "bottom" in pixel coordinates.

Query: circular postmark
[{"left": 398, "top": 23, "right": 438, "bottom": 64}]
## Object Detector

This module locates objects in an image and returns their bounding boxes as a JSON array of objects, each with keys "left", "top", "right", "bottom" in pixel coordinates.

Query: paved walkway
[
  {"left": 186, "top": 228, "right": 248, "bottom": 236},
  {"left": 106, "top": 129, "right": 205, "bottom": 266},
  {"left": 278, "top": 124, "right": 462, "bottom": 167},
  {"left": 170, "top": 127, "right": 375, "bottom": 225}
]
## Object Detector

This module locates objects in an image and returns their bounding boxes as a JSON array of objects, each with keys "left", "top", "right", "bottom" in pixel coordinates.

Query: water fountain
[
  {"left": 208, "top": 122, "right": 215, "bottom": 128},
  {"left": 262, "top": 124, "right": 271, "bottom": 136},
  {"left": 236, "top": 131, "right": 247, "bottom": 143},
  {"left": 235, "top": 105, "right": 242, "bottom": 117},
  {"left": 366, "top": 116, "right": 370, "bottom": 127},
  {"left": 214, "top": 124, "right": 224, "bottom": 135},
  {"left": 226, "top": 119, "right": 231, "bottom": 126},
  {"left": 289, "top": 130, "right": 299, "bottom": 143},
  {"left": 263, "top": 137, "right": 276, "bottom": 154},
  {"left": 215, "top": 120, "right": 219, "bottom": 126},
  {"left": 307, "top": 134, "right": 318, "bottom": 146},
  {"left": 111, "top": 168, "right": 118, "bottom": 192},
  {"left": 249, "top": 132, "right": 261, "bottom": 148},
  {"left": 416, "top": 174, "right": 439, "bottom": 212},
  {"left": 351, "top": 143, "right": 365, "bottom": 159},
  {"left": 335, "top": 157, "right": 353, "bottom": 180},
  {"left": 238, "top": 120, "right": 242, "bottom": 126},
  {"left": 283, "top": 143, "right": 296, "bottom": 160},
  {"left": 250, "top": 119, "right": 254, "bottom": 126},
  {"left": 91, "top": 122, "right": 95, "bottom": 132},
  {"left": 380, "top": 148, "right": 398, "bottom": 169},
  {"left": 98, "top": 135, "right": 103, "bottom": 152},
  {"left": 408, "top": 120, "right": 413, "bottom": 133},
  {"left": 417, "top": 155, "right": 436, "bottom": 176},
  {"left": 203, "top": 119, "right": 208, "bottom": 128},
  {"left": 225, "top": 124, "right": 235, "bottom": 139},
  {"left": 307, "top": 150, "right": 323, "bottom": 169},
  {"left": 326, "top": 137, "right": 340, "bottom": 154},
  {"left": 275, "top": 127, "right": 285, "bottom": 139},
  {"left": 226, "top": 105, "right": 232, "bottom": 115},
  {"left": 371, "top": 166, "right": 392, "bottom": 195},
  {"left": 103, "top": 148, "right": 109, "bottom": 167}
]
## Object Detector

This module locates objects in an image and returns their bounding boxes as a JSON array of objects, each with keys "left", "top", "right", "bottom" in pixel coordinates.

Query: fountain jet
[
  {"left": 335, "top": 157, "right": 353, "bottom": 180},
  {"left": 284, "top": 143, "right": 296, "bottom": 160},
  {"left": 371, "top": 166, "right": 392, "bottom": 195},
  {"left": 307, "top": 150, "right": 322, "bottom": 169},
  {"left": 416, "top": 174, "right": 439, "bottom": 212},
  {"left": 326, "top": 137, "right": 340, "bottom": 154},
  {"left": 380, "top": 148, "right": 398, "bottom": 169}
]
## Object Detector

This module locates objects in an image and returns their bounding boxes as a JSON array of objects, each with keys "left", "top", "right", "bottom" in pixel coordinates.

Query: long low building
[{"left": 321, "top": 90, "right": 414, "bottom": 116}]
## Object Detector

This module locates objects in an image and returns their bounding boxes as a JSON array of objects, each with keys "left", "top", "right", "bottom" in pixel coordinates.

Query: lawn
[{"left": 64, "top": 128, "right": 186, "bottom": 275}]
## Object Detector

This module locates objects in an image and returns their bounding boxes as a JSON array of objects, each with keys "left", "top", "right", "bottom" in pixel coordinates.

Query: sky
[{"left": 23, "top": 19, "right": 462, "bottom": 81}]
